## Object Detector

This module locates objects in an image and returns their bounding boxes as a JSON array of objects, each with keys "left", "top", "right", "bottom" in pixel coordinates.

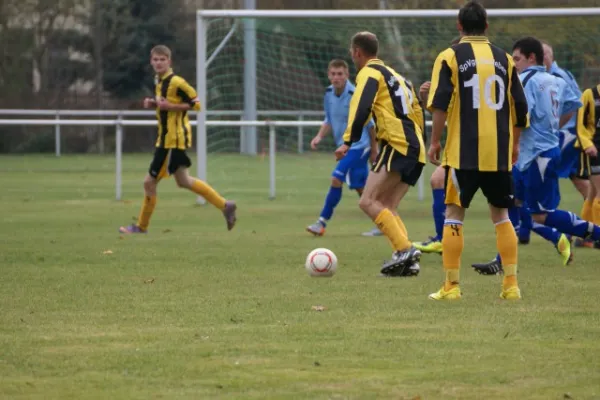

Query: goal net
[{"left": 198, "top": 8, "right": 600, "bottom": 155}]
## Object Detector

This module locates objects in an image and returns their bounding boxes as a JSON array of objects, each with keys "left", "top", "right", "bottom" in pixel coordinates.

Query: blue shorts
[
  {"left": 557, "top": 129, "right": 579, "bottom": 178},
  {"left": 332, "top": 147, "right": 370, "bottom": 189},
  {"left": 521, "top": 147, "right": 561, "bottom": 214}
]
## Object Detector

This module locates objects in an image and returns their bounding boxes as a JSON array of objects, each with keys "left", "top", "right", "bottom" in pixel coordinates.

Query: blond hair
[{"left": 151, "top": 45, "right": 172, "bottom": 58}]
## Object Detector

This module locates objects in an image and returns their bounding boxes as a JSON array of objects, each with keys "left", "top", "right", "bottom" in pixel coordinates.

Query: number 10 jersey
[{"left": 427, "top": 36, "right": 529, "bottom": 172}]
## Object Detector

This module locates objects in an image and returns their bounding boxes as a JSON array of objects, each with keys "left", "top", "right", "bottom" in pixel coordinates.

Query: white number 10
[
  {"left": 464, "top": 74, "right": 505, "bottom": 111},
  {"left": 394, "top": 85, "right": 413, "bottom": 114}
]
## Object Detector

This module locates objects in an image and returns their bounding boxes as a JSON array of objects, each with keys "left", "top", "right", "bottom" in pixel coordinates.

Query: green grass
[{"left": 1, "top": 153, "right": 600, "bottom": 400}]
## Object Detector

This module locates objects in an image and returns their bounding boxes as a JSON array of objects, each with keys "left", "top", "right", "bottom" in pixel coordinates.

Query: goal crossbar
[{"left": 198, "top": 8, "right": 600, "bottom": 18}]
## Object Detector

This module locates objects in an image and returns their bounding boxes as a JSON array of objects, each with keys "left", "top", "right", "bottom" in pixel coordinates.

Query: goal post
[{"left": 196, "top": 7, "right": 600, "bottom": 203}]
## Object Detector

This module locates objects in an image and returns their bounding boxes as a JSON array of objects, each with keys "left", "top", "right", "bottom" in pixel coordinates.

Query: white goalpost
[{"left": 195, "top": 7, "right": 600, "bottom": 204}]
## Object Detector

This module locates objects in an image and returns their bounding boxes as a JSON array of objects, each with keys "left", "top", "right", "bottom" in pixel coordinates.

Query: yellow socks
[
  {"left": 581, "top": 199, "right": 594, "bottom": 222},
  {"left": 442, "top": 220, "right": 463, "bottom": 290},
  {"left": 375, "top": 208, "right": 411, "bottom": 251},
  {"left": 495, "top": 219, "right": 518, "bottom": 289},
  {"left": 136, "top": 195, "right": 157, "bottom": 231},
  {"left": 395, "top": 215, "right": 408, "bottom": 239},
  {"left": 593, "top": 198, "right": 600, "bottom": 226},
  {"left": 190, "top": 179, "right": 226, "bottom": 210}
]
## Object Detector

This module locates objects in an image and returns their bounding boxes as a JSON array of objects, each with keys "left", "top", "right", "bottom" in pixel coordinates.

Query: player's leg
[
  {"left": 429, "top": 168, "right": 477, "bottom": 300},
  {"left": 171, "top": 150, "right": 237, "bottom": 230},
  {"left": 572, "top": 152, "right": 595, "bottom": 247},
  {"left": 590, "top": 165, "right": 600, "bottom": 237},
  {"left": 361, "top": 146, "right": 423, "bottom": 276},
  {"left": 306, "top": 150, "right": 361, "bottom": 236},
  {"left": 119, "top": 148, "right": 168, "bottom": 234},
  {"left": 529, "top": 150, "right": 600, "bottom": 248},
  {"left": 413, "top": 165, "right": 445, "bottom": 254}
]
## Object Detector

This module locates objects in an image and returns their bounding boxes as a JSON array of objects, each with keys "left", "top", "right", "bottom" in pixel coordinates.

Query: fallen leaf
[
  {"left": 119, "top": 236, "right": 125, "bottom": 240},
  {"left": 412, "top": 396, "right": 422, "bottom": 400},
  {"left": 564, "top": 393, "right": 574, "bottom": 399},
  {"left": 311, "top": 305, "right": 327, "bottom": 312},
  {"left": 103, "top": 250, "right": 113, "bottom": 255},
  {"left": 313, "top": 361, "right": 321, "bottom": 367},
  {"left": 162, "top": 229, "right": 172, "bottom": 233},
  {"left": 503, "top": 331, "right": 510, "bottom": 338},
  {"left": 144, "top": 278, "right": 155, "bottom": 284},
  {"left": 122, "top": 200, "right": 132, "bottom": 204}
]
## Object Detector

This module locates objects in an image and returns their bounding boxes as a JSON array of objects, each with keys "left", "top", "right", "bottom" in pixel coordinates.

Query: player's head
[
  {"left": 327, "top": 59, "right": 349, "bottom": 91},
  {"left": 541, "top": 41, "right": 554, "bottom": 72},
  {"left": 350, "top": 31, "right": 378, "bottom": 70},
  {"left": 457, "top": 1, "right": 488, "bottom": 36},
  {"left": 512, "top": 37, "right": 544, "bottom": 73},
  {"left": 150, "top": 45, "right": 172, "bottom": 75}
]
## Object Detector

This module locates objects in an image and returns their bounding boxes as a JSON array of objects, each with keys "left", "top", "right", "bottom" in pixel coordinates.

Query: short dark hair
[
  {"left": 328, "top": 59, "right": 349, "bottom": 70},
  {"left": 512, "top": 37, "right": 544, "bottom": 66},
  {"left": 458, "top": 1, "right": 487, "bottom": 35},
  {"left": 351, "top": 31, "right": 379, "bottom": 57}
]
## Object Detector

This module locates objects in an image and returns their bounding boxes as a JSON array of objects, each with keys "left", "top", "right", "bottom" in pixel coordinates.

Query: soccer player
[
  {"left": 542, "top": 42, "right": 593, "bottom": 247},
  {"left": 306, "top": 59, "right": 377, "bottom": 236},
  {"left": 471, "top": 38, "right": 581, "bottom": 275},
  {"left": 577, "top": 84, "right": 600, "bottom": 234},
  {"left": 119, "top": 45, "right": 237, "bottom": 234},
  {"left": 426, "top": 1, "right": 529, "bottom": 300},
  {"left": 336, "top": 31, "right": 426, "bottom": 277},
  {"left": 411, "top": 36, "right": 462, "bottom": 254}
]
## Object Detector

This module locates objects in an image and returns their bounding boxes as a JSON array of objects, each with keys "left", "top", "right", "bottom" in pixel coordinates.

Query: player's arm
[
  {"left": 427, "top": 49, "right": 454, "bottom": 164},
  {"left": 577, "top": 89, "right": 596, "bottom": 151},
  {"left": 160, "top": 78, "right": 201, "bottom": 111},
  {"left": 311, "top": 92, "right": 332, "bottom": 149},
  {"left": 508, "top": 64, "right": 535, "bottom": 132},
  {"left": 342, "top": 69, "right": 379, "bottom": 146},
  {"left": 411, "top": 86, "right": 426, "bottom": 144}
]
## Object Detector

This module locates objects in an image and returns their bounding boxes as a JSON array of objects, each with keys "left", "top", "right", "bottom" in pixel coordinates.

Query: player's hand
[
  {"left": 143, "top": 97, "right": 156, "bottom": 109},
  {"left": 419, "top": 81, "right": 431, "bottom": 104},
  {"left": 512, "top": 146, "right": 520, "bottom": 165},
  {"left": 427, "top": 141, "right": 441, "bottom": 166},
  {"left": 156, "top": 97, "right": 171, "bottom": 110},
  {"left": 369, "top": 147, "right": 378, "bottom": 164},
  {"left": 310, "top": 135, "right": 321, "bottom": 150},
  {"left": 334, "top": 144, "right": 349, "bottom": 161},
  {"left": 585, "top": 146, "right": 598, "bottom": 158}
]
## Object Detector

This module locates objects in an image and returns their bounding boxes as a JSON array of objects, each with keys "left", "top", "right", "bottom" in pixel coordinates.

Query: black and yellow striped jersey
[
  {"left": 154, "top": 69, "right": 201, "bottom": 149},
  {"left": 342, "top": 59, "right": 426, "bottom": 164},
  {"left": 577, "top": 85, "right": 600, "bottom": 150},
  {"left": 427, "top": 36, "right": 529, "bottom": 171}
]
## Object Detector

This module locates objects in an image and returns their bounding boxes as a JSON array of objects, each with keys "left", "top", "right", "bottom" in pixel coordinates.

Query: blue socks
[
  {"left": 432, "top": 188, "right": 446, "bottom": 240},
  {"left": 319, "top": 186, "right": 343, "bottom": 224},
  {"left": 508, "top": 207, "right": 521, "bottom": 233},
  {"left": 532, "top": 222, "right": 561, "bottom": 245},
  {"left": 544, "top": 210, "right": 600, "bottom": 241},
  {"left": 519, "top": 206, "right": 532, "bottom": 241}
]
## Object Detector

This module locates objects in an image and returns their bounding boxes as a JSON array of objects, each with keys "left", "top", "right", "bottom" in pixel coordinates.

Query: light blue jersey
[
  {"left": 324, "top": 81, "right": 373, "bottom": 150},
  {"left": 550, "top": 61, "right": 581, "bottom": 131},
  {"left": 516, "top": 66, "right": 582, "bottom": 171}
]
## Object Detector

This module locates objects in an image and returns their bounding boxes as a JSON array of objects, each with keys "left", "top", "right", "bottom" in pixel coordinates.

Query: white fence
[
  {"left": 0, "top": 115, "right": 428, "bottom": 202},
  {"left": 0, "top": 109, "right": 324, "bottom": 157}
]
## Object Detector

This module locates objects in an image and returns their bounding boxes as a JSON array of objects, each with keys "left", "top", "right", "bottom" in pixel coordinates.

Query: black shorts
[
  {"left": 574, "top": 151, "right": 592, "bottom": 179},
  {"left": 372, "top": 142, "right": 424, "bottom": 186},
  {"left": 445, "top": 167, "right": 514, "bottom": 209},
  {"left": 587, "top": 151, "right": 600, "bottom": 176},
  {"left": 148, "top": 148, "right": 192, "bottom": 180}
]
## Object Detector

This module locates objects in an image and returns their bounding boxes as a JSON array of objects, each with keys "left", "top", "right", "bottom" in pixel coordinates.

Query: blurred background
[{"left": 1, "top": 0, "right": 600, "bottom": 155}]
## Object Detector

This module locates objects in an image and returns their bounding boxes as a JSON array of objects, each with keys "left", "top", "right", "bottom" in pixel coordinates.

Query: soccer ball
[{"left": 305, "top": 248, "right": 337, "bottom": 277}]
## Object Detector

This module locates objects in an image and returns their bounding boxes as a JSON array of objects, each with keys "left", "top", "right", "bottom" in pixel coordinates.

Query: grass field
[{"left": 1, "top": 153, "right": 600, "bottom": 400}]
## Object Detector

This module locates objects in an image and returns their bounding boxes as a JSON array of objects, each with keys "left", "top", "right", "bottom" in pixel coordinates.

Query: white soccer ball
[{"left": 305, "top": 248, "right": 337, "bottom": 277}]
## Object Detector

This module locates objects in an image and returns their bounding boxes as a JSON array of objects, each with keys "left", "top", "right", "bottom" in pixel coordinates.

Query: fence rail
[
  {"left": 0, "top": 117, "right": 427, "bottom": 202},
  {"left": 0, "top": 109, "right": 325, "bottom": 156}
]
